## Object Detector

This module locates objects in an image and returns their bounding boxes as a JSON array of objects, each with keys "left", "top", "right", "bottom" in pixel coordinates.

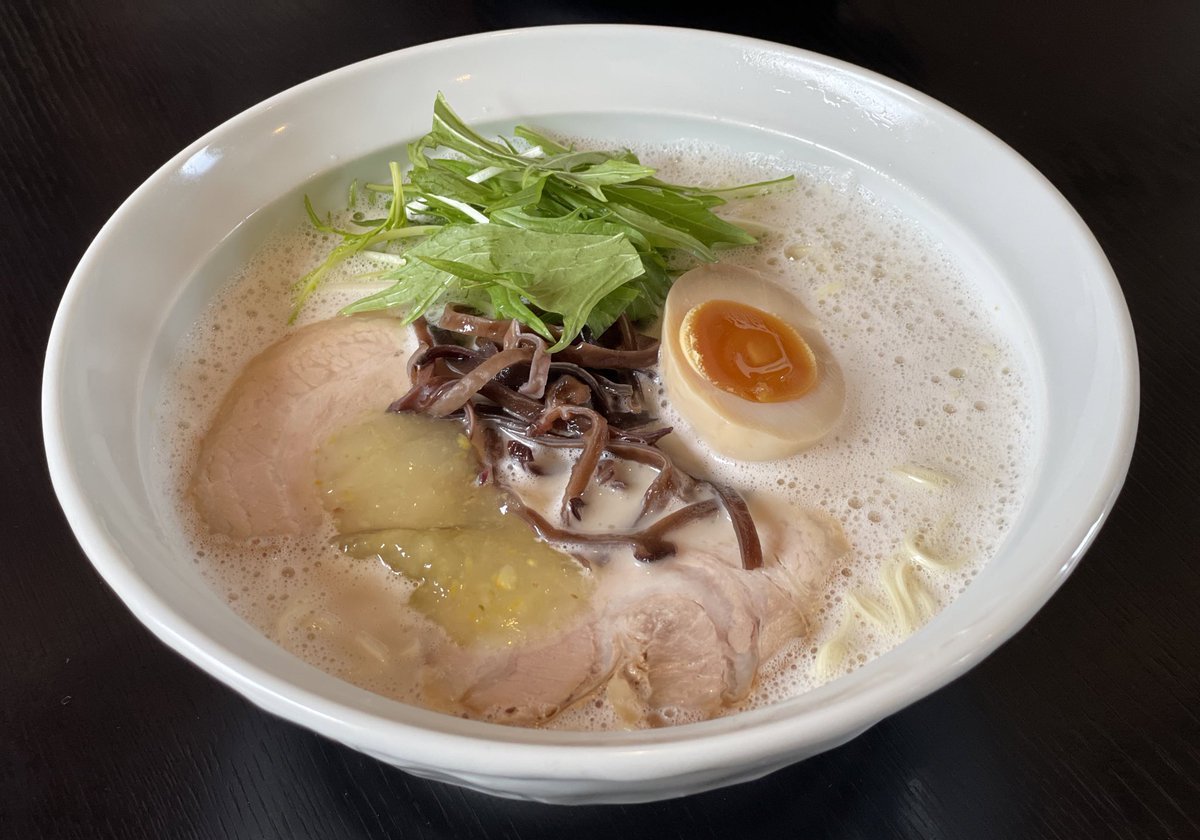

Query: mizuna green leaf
[
  {"left": 295, "top": 93, "right": 795, "bottom": 340},
  {"left": 341, "top": 225, "right": 643, "bottom": 350}
]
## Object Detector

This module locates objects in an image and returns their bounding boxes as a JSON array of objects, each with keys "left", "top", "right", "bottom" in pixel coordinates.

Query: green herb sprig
[{"left": 293, "top": 93, "right": 793, "bottom": 350}]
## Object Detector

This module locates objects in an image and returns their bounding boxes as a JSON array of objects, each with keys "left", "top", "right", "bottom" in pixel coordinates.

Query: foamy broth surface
[{"left": 157, "top": 139, "right": 1036, "bottom": 729}]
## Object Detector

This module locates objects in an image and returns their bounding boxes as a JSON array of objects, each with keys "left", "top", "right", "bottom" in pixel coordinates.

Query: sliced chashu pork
[
  {"left": 597, "top": 550, "right": 764, "bottom": 723},
  {"left": 599, "top": 506, "right": 847, "bottom": 726},
  {"left": 439, "top": 506, "right": 848, "bottom": 727},
  {"left": 438, "top": 621, "right": 610, "bottom": 725},
  {"left": 191, "top": 315, "right": 412, "bottom": 538}
]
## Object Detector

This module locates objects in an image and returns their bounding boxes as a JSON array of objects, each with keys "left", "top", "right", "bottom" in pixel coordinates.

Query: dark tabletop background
[{"left": 3, "top": 1, "right": 1199, "bottom": 838}]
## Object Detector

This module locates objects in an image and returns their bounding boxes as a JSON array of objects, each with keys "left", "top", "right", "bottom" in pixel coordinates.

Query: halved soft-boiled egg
[{"left": 659, "top": 263, "right": 845, "bottom": 460}]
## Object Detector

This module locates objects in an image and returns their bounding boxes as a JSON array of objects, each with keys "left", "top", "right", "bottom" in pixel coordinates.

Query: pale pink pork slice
[
  {"left": 435, "top": 507, "right": 848, "bottom": 727},
  {"left": 191, "top": 315, "right": 412, "bottom": 538}
]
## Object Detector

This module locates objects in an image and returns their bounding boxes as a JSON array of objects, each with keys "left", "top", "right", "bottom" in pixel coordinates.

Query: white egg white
[{"left": 659, "top": 263, "right": 845, "bottom": 461}]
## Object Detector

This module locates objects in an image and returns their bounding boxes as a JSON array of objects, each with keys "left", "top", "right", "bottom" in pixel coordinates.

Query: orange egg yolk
[{"left": 681, "top": 299, "right": 819, "bottom": 403}]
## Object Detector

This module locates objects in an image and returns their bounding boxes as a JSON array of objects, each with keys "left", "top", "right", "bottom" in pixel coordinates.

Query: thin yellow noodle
[
  {"left": 274, "top": 597, "right": 318, "bottom": 640},
  {"left": 882, "top": 561, "right": 932, "bottom": 634},
  {"left": 896, "top": 562, "right": 922, "bottom": 631},
  {"left": 354, "top": 632, "right": 391, "bottom": 664},
  {"left": 279, "top": 600, "right": 393, "bottom": 665},
  {"left": 915, "top": 582, "right": 939, "bottom": 618},
  {"left": 309, "top": 609, "right": 343, "bottom": 632},
  {"left": 814, "top": 614, "right": 851, "bottom": 680},
  {"left": 892, "top": 463, "right": 957, "bottom": 489},
  {"left": 846, "top": 590, "right": 891, "bottom": 629},
  {"left": 903, "top": 530, "right": 960, "bottom": 571}
]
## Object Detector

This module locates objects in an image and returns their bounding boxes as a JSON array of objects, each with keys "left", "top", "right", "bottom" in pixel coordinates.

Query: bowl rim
[{"left": 42, "top": 23, "right": 1139, "bottom": 786}]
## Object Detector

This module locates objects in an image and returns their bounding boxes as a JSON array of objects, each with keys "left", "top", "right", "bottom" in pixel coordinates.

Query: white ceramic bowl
[{"left": 43, "top": 26, "right": 1137, "bottom": 804}]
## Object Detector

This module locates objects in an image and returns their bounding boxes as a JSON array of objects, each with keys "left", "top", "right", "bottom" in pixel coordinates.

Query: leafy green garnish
[
  {"left": 342, "top": 225, "right": 643, "bottom": 351},
  {"left": 293, "top": 93, "right": 794, "bottom": 344}
]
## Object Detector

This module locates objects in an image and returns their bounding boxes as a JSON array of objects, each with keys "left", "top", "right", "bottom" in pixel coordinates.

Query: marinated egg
[{"left": 659, "top": 263, "right": 844, "bottom": 460}]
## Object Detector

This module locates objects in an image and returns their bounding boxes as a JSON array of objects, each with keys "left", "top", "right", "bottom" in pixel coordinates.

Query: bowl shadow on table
[
  {"left": 9, "top": 671, "right": 1002, "bottom": 840},
  {"left": 311, "top": 685, "right": 1016, "bottom": 838},
  {"left": 350, "top": 728, "right": 887, "bottom": 836}
]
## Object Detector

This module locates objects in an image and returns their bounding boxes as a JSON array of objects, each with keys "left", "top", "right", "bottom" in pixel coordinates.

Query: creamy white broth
[{"left": 158, "top": 140, "right": 1035, "bottom": 729}]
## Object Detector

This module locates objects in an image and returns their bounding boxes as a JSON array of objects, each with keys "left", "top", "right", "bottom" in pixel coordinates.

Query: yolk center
[{"left": 681, "top": 299, "right": 819, "bottom": 403}]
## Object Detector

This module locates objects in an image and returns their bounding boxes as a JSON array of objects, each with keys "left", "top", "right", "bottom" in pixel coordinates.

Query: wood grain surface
[{"left": 3, "top": 1, "right": 1198, "bottom": 837}]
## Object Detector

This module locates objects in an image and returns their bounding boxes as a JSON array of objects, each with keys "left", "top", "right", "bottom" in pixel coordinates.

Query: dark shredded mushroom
[
  {"left": 476, "top": 381, "right": 543, "bottom": 423},
  {"left": 555, "top": 342, "right": 660, "bottom": 371},
  {"left": 387, "top": 310, "right": 763, "bottom": 570},
  {"left": 426, "top": 346, "right": 534, "bottom": 417},
  {"left": 507, "top": 440, "right": 541, "bottom": 475},
  {"left": 528, "top": 404, "right": 609, "bottom": 523},
  {"left": 712, "top": 484, "right": 764, "bottom": 571},
  {"left": 519, "top": 499, "right": 721, "bottom": 563},
  {"left": 545, "top": 374, "right": 592, "bottom": 409}
]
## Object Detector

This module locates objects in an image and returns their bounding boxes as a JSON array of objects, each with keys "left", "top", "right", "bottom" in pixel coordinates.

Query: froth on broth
[{"left": 159, "top": 140, "right": 1035, "bottom": 730}]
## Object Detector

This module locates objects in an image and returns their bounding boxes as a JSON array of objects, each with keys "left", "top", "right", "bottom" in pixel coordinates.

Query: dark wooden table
[{"left": 4, "top": 2, "right": 1198, "bottom": 837}]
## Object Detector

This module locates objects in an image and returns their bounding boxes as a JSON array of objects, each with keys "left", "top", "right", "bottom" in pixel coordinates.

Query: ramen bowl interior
[{"left": 42, "top": 26, "right": 1137, "bottom": 803}]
